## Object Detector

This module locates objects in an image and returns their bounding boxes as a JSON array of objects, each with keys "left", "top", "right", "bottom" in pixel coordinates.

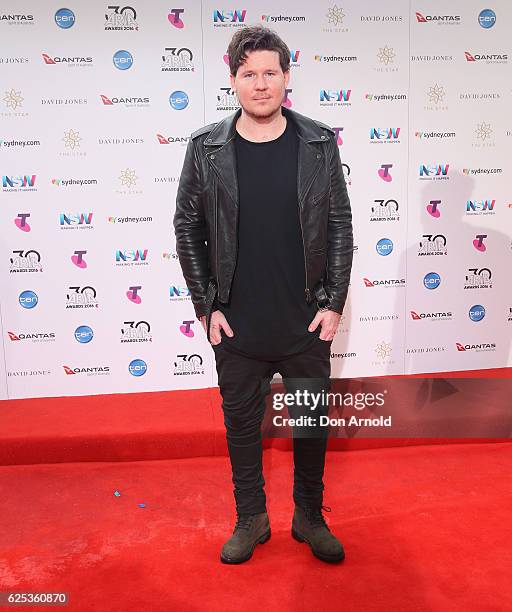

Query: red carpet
[
  {"left": 1, "top": 367, "right": 511, "bottom": 466},
  {"left": 1, "top": 443, "right": 511, "bottom": 611},
  {"left": 0, "top": 369, "right": 511, "bottom": 610}
]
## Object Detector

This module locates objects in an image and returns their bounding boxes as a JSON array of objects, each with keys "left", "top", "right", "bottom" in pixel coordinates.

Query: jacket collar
[
  {"left": 204, "top": 105, "right": 331, "bottom": 147},
  {"left": 204, "top": 106, "right": 330, "bottom": 209}
]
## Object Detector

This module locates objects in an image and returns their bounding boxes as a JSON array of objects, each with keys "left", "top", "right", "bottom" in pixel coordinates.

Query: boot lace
[
  {"left": 304, "top": 505, "right": 332, "bottom": 529},
  {"left": 234, "top": 513, "right": 255, "bottom": 531}
]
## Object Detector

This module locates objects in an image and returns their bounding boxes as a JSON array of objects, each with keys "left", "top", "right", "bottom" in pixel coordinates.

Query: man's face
[{"left": 230, "top": 49, "right": 289, "bottom": 119}]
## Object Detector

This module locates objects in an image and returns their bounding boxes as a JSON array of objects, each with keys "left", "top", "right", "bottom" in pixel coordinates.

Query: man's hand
[
  {"left": 308, "top": 310, "right": 341, "bottom": 341},
  {"left": 200, "top": 310, "right": 234, "bottom": 345}
]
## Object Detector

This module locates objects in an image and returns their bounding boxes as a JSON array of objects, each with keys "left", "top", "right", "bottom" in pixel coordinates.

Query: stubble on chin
[{"left": 241, "top": 99, "right": 284, "bottom": 121}]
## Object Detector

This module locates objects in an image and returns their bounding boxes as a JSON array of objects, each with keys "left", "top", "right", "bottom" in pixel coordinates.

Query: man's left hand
[{"left": 308, "top": 310, "right": 341, "bottom": 341}]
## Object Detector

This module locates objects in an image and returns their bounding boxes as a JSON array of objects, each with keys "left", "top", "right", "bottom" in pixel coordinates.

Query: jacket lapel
[
  {"left": 203, "top": 106, "right": 328, "bottom": 209},
  {"left": 297, "top": 137, "right": 323, "bottom": 208},
  {"left": 205, "top": 109, "right": 240, "bottom": 207},
  {"left": 206, "top": 139, "right": 239, "bottom": 207}
]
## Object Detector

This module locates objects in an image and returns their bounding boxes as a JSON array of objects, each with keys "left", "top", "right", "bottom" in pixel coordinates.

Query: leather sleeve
[
  {"left": 173, "top": 138, "right": 211, "bottom": 319},
  {"left": 325, "top": 133, "right": 354, "bottom": 314}
]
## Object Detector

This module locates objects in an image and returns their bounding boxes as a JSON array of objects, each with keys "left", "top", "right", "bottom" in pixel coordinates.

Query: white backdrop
[{"left": 1, "top": 1, "right": 510, "bottom": 399}]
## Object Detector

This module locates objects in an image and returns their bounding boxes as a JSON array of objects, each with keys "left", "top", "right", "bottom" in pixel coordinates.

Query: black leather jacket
[{"left": 174, "top": 106, "right": 353, "bottom": 338}]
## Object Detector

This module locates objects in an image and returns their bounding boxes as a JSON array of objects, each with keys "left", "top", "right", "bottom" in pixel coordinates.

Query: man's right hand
[{"left": 200, "top": 310, "right": 234, "bottom": 345}]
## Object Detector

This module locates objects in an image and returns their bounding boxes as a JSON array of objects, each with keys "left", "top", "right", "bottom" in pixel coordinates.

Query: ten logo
[
  {"left": 55, "top": 8, "right": 75, "bottom": 29},
  {"left": 423, "top": 272, "right": 441, "bottom": 290},
  {"left": 169, "top": 90, "right": 189, "bottom": 110},
  {"left": 75, "top": 325, "right": 94, "bottom": 343},
  {"left": 469, "top": 305, "right": 485, "bottom": 322},
  {"left": 478, "top": 9, "right": 496, "bottom": 28},
  {"left": 129, "top": 359, "right": 147, "bottom": 376},
  {"left": 19, "top": 290, "right": 38, "bottom": 308},
  {"left": 376, "top": 238, "right": 393, "bottom": 256},
  {"left": 113, "top": 50, "right": 133, "bottom": 70}
]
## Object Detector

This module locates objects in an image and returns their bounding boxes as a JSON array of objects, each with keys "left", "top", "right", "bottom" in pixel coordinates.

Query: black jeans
[{"left": 213, "top": 336, "right": 332, "bottom": 515}]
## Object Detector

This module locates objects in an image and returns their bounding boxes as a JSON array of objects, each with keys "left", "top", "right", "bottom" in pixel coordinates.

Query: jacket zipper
[
  {"left": 298, "top": 206, "right": 310, "bottom": 301},
  {"left": 214, "top": 177, "right": 219, "bottom": 292},
  {"left": 298, "top": 153, "right": 323, "bottom": 302}
]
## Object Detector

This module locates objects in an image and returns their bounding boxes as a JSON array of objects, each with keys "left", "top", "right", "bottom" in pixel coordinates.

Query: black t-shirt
[{"left": 217, "top": 118, "right": 319, "bottom": 359}]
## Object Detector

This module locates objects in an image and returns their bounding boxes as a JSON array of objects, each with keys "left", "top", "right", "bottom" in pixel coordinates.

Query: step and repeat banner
[{"left": 1, "top": 1, "right": 510, "bottom": 399}]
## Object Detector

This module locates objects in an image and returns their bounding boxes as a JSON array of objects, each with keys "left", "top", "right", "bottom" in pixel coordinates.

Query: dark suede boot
[
  {"left": 220, "top": 511, "right": 271, "bottom": 564},
  {"left": 292, "top": 505, "right": 345, "bottom": 563}
]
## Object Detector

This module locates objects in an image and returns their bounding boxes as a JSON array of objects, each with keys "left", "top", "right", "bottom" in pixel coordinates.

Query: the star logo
[
  {"left": 4, "top": 88, "right": 24, "bottom": 110},
  {"left": 326, "top": 5, "right": 345, "bottom": 26},
  {"left": 375, "top": 341, "right": 392, "bottom": 359},
  {"left": 118, "top": 168, "right": 138, "bottom": 188},
  {"left": 62, "top": 128, "right": 82, "bottom": 150},
  {"left": 427, "top": 84, "right": 445, "bottom": 104},
  {"left": 474, "top": 122, "right": 493, "bottom": 141},
  {"left": 377, "top": 45, "right": 395, "bottom": 65}
]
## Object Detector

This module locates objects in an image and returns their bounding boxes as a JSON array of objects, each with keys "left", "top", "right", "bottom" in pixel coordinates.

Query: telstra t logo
[
  {"left": 71, "top": 250, "right": 87, "bottom": 268},
  {"left": 473, "top": 234, "right": 487, "bottom": 252},
  {"left": 378, "top": 164, "right": 393, "bottom": 182},
  {"left": 426, "top": 200, "right": 441, "bottom": 218},
  {"left": 168, "top": 8, "right": 185, "bottom": 28},
  {"left": 180, "top": 320, "right": 195, "bottom": 337},
  {"left": 282, "top": 88, "right": 292, "bottom": 108},
  {"left": 15, "top": 213, "right": 31, "bottom": 232},
  {"left": 127, "top": 285, "right": 142, "bottom": 304},
  {"left": 332, "top": 127, "right": 343, "bottom": 145}
]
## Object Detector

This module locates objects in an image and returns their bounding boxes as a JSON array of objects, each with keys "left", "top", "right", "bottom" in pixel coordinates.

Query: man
[{"left": 174, "top": 26, "right": 353, "bottom": 564}]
